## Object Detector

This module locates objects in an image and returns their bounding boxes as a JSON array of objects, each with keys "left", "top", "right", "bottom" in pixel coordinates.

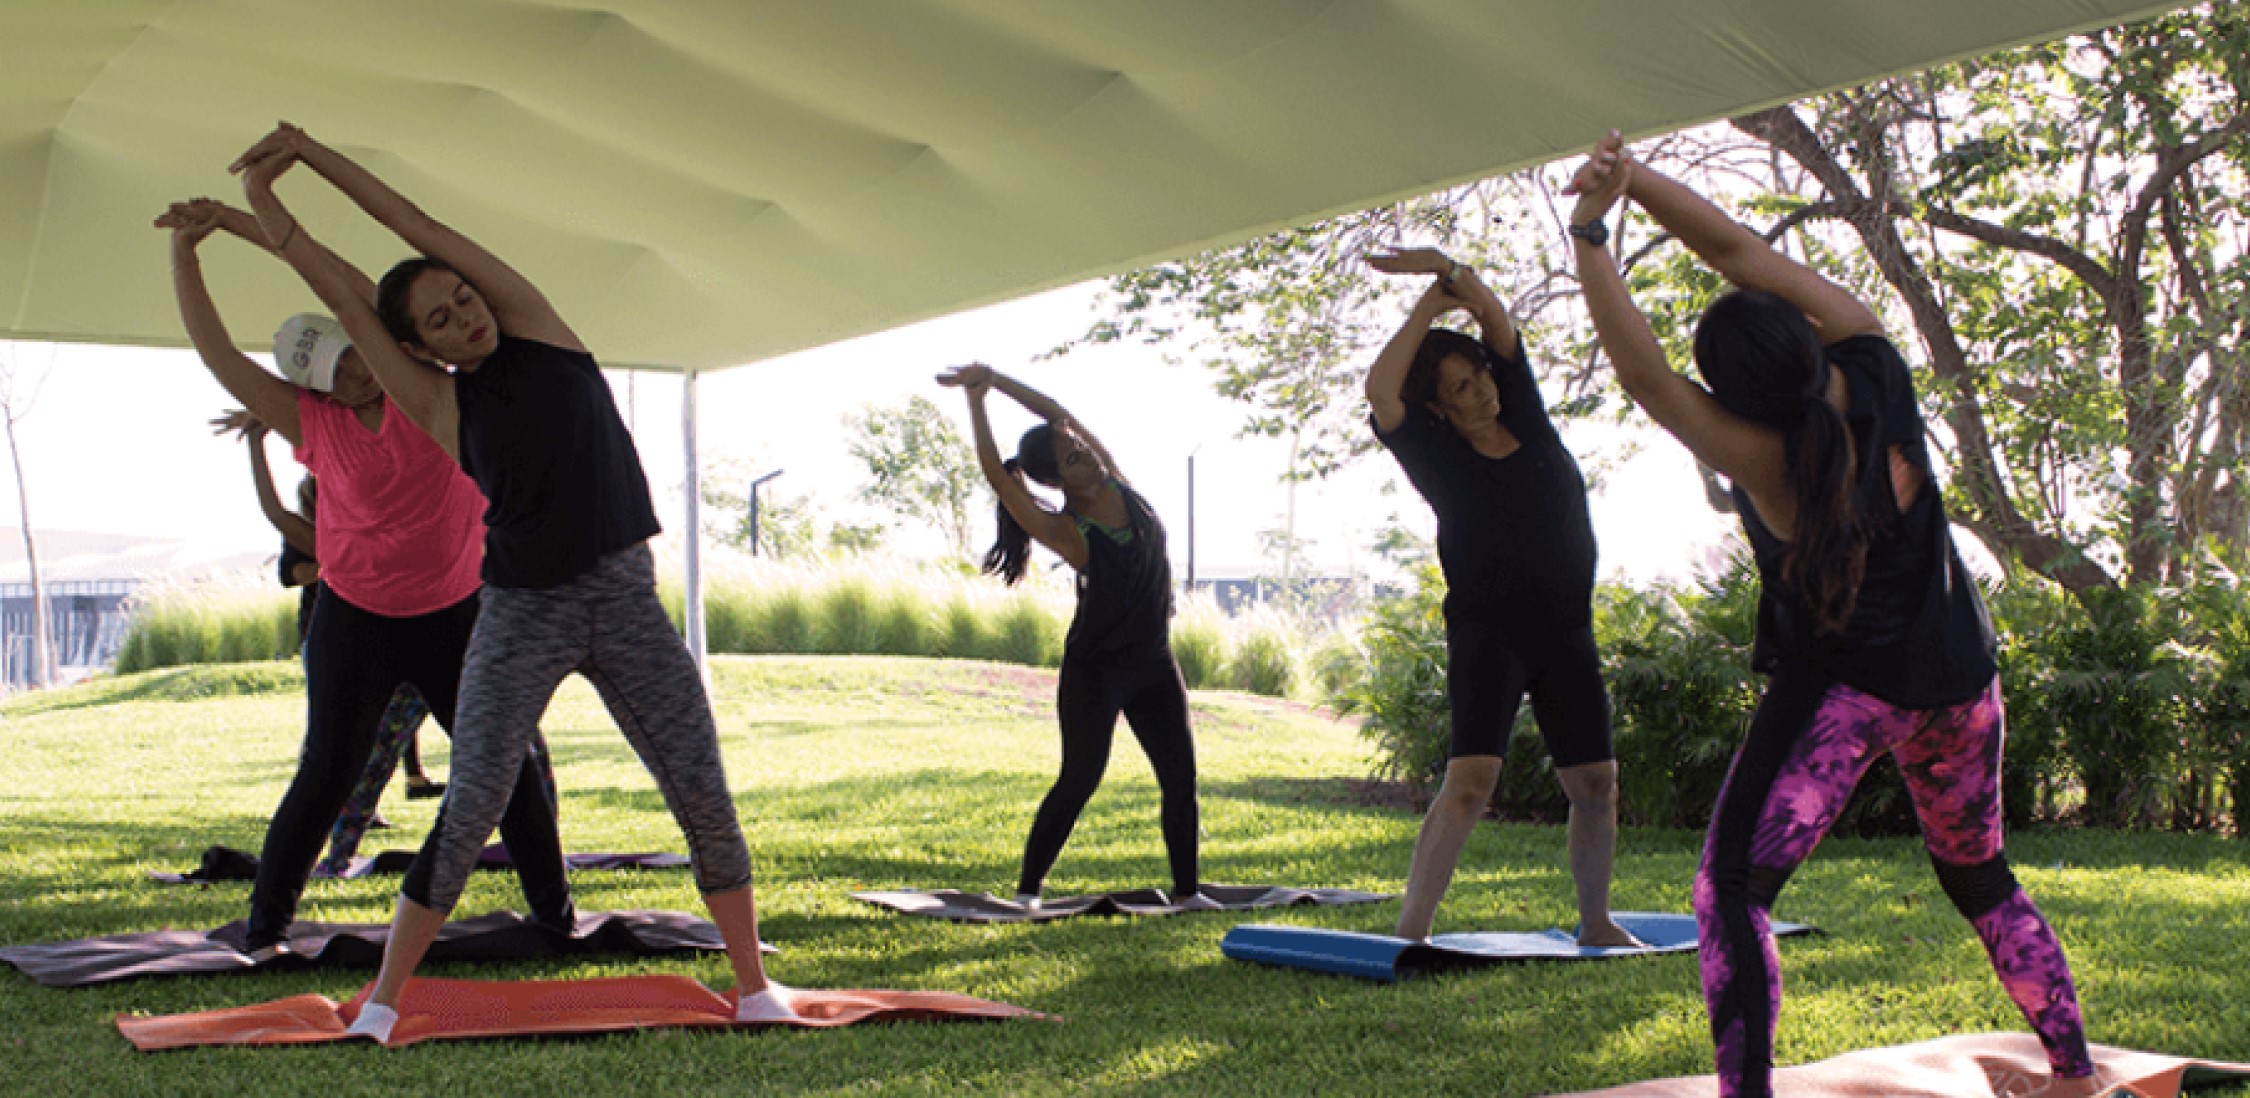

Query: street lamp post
[
  {"left": 1185, "top": 446, "right": 1200, "bottom": 592},
  {"left": 749, "top": 469, "right": 785, "bottom": 557}
]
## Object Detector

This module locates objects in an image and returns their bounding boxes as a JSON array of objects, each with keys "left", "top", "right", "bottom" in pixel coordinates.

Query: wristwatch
[
  {"left": 1568, "top": 218, "right": 1610, "bottom": 247},
  {"left": 1441, "top": 259, "right": 1467, "bottom": 285}
]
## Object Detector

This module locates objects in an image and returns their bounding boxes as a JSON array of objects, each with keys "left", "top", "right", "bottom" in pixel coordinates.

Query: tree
[
  {"left": 0, "top": 342, "right": 55, "bottom": 688},
  {"left": 845, "top": 395, "right": 986, "bottom": 556},
  {"left": 1062, "top": 3, "right": 2250, "bottom": 597},
  {"left": 1691, "top": 5, "right": 2246, "bottom": 594},
  {"left": 698, "top": 458, "right": 819, "bottom": 559},
  {"left": 1059, "top": 171, "right": 1607, "bottom": 481}
]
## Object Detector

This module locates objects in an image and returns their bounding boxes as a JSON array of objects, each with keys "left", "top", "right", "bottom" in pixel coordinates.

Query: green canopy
[{"left": 0, "top": 1, "right": 2182, "bottom": 372}]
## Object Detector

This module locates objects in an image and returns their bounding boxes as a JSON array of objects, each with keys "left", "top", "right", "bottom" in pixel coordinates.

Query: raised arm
[
  {"left": 938, "top": 366, "right": 1089, "bottom": 571},
  {"left": 218, "top": 412, "right": 316, "bottom": 555},
  {"left": 201, "top": 200, "right": 377, "bottom": 306},
  {"left": 159, "top": 201, "right": 302, "bottom": 445},
  {"left": 231, "top": 122, "right": 581, "bottom": 352},
  {"left": 984, "top": 370, "right": 1127, "bottom": 488},
  {"left": 1365, "top": 248, "right": 1524, "bottom": 432},
  {"left": 1616, "top": 140, "right": 1881, "bottom": 344},
  {"left": 239, "top": 145, "right": 462, "bottom": 461},
  {"left": 1565, "top": 134, "right": 1791, "bottom": 511}
]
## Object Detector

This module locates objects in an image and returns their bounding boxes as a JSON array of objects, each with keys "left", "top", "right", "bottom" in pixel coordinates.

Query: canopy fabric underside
[{"left": 0, "top": 1, "right": 2184, "bottom": 371}]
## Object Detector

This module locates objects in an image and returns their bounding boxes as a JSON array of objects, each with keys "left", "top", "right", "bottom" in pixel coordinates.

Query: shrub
[
  {"left": 1169, "top": 598, "right": 1227, "bottom": 689},
  {"left": 815, "top": 577, "right": 883, "bottom": 655},
  {"left": 1227, "top": 621, "right": 1298, "bottom": 698},
  {"left": 936, "top": 594, "right": 988, "bottom": 660},
  {"left": 113, "top": 581, "right": 297, "bottom": 675},
  {"left": 988, "top": 591, "right": 1065, "bottom": 668},
  {"left": 1331, "top": 565, "right": 1450, "bottom": 805}
]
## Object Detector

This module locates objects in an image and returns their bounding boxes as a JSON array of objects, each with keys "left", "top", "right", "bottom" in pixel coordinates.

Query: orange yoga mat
[
  {"left": 1556, "top": 1032, "right": 2250, "bottom": 1097},
  {"left": 117, "top": 973, "right": 1047, "bottom": 1050}
]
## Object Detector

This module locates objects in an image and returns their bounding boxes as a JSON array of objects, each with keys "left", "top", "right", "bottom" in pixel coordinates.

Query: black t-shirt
[
  {"left": 1063, "top": 481, "right": 1174, "bottom": 661},
  {"left": 454, "top": 335, "right": 661, "bottom": 590},
  {"left": 278, "top": 540, "right": 318, "bottom": 645},
  {"left": 1734, "top": 334, "right": 1996, "bottom": 708},
  {"left": 1375, "top": 340, "right": 1597, "bottom": 634}
]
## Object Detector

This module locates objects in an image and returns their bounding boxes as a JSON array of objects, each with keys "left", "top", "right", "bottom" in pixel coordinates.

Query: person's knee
[
  {"left": 1435, "top": 758, "right": 1502, "bottom": 814},
  {"left": 1931, "top": 852, "right": 2019, "bottom": 919},
  {"left": 1558, "top": 761, "right": 1619, "bottom": 812}
]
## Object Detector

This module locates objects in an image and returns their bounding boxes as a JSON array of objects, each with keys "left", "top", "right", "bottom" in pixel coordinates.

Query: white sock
[
  {"left": 345, "top": 1002, "right": 397, "bottom": 1044},
  {"left": 735, "top": 982, "right": 797, "bottom": 1024},
  {"left": 1012, "top": 892, "right": 1040, "bottom": 908}
]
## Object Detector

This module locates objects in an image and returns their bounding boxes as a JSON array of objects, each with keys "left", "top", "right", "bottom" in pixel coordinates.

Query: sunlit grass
[{"left": 1, "top": 657, "right": 2245, "bottom": 1096}]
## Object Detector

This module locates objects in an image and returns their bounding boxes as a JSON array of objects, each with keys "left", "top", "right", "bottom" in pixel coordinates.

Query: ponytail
[
  {"left": 981, "top": 457, "right": 1036, "bottom": 585},
  {"left": 980, "top": 424, "right": 1062, "bottom": 587},
  {"left": 1778, "top": 396, "right": 1869, "bottom": 635},
  {"left": 1693, "top": 288, "right": 1872, "bottom": 635}
]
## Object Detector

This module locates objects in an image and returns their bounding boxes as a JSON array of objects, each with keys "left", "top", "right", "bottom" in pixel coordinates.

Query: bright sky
[{"left": 6, "top": 279, "right": 1735, "bottom": 587}]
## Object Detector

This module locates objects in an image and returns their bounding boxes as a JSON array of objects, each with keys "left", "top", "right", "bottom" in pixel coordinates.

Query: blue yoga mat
[{"left": 1222, "top": 911, "right": 1816, "bottom": 983}]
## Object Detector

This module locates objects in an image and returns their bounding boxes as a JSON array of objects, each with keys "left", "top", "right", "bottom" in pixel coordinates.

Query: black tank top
[
  {"left": 453, "top": 335, "right": 661, "bottom": 590},
  {"left": 1735, "top": 335, "right": 1995, "bottom": 708},
  {"left": 1062, "top": 481, "right": 1174, "bottom": 661}
]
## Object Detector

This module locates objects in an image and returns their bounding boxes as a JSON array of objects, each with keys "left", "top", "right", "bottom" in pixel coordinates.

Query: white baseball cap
[{"left": 272, "top": 314, "right": 351, "bottom": 392}]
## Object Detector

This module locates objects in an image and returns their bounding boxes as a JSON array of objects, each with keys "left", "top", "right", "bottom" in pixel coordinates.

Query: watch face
[{"left": 1571, "top": 221, "right": 1609, "bottom": 246}]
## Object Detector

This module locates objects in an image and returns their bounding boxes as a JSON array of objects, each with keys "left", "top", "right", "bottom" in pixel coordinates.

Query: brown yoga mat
[
  {"left": 851, "top": 883, "right": 1394, "bottom": 923},
  {"left": 117, "top": 973, "right": 1047, "bottom": 1050},
  {"left": 1556, "top": 1032, "right": 2250, "bottom": 1097},
  {"left": 0, "top": 910, "right": 765, "bottom": 988}
]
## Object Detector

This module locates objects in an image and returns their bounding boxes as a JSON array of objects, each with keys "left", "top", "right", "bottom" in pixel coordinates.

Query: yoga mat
[
  {"left": 150, "top": 844, "right": 689, "bottom": 884},
  {"left": 1221, "top": 912, "right": 1815, "bottom": 983},
  {"left": 1555, "top": 1032, "right": 2250, "bottom": 1097},
  {"left": 0, "top": 910, "right": 769, "bottom": 989},
  {"left": 852, "top": 883, "right": 1394, "bottom": 923},
  {"left": 117, "top": 972, "right": 1048, "bottom": 1050}
]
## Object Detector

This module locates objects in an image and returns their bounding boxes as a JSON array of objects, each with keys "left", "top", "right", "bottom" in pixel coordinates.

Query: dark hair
[
  {"left": 374, "top": 257, "right": 460, "bottom": 350},
  {"left": 1693, "top": 288, "right": 1866, "bottom": 634},
  {"left": 1401, "top": 327, "right": 1495, "bottom": 425},
  {"left": 981, "top": 424, "right": 1060, "bottom": 586}
]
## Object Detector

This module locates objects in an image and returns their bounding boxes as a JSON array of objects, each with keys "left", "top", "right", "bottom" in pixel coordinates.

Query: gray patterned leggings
[{"left": 402, "top": 543, "right": 752, "bottom": 913}]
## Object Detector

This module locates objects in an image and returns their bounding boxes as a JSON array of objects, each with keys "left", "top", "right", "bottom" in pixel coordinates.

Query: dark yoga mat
[
  {"left": 150, "top": 844, "right": 689, "bottom": 884},
  {"left": 1221, "top": 911, "right": 1815, "bottom": 983},
  {"left": 852, "top": 883, "right": 1393, "bottom": 923},
  {"left": 0, "top": 909, "right": 770, "bottom": 989},
  {"left": 118, "top": 973, "right": 1049, "bottom": 1050}
]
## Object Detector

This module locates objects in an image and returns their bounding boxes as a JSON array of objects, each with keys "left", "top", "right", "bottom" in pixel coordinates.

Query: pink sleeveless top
[{"left": 294, "top": 391, "right": 485, "bottom": 617}]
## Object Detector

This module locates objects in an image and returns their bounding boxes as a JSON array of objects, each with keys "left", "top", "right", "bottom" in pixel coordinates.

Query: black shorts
[{"left": 1445, "top": 619, "right": 1613, "bottom": 767}]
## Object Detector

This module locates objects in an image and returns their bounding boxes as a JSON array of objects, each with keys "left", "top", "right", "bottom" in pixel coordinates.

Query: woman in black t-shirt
[
  {"left": 1567, "top": 131, "right": 2094, "bottom": 1098},
  {"left": 939, "top": 364, "right": 1208, "bottom": 909},
  {"left": 230, "top": 122, "right": 791, "bottom": 1037},
  {"left": 1363, "top": 249, "right": 1637, "bottom": 948}
]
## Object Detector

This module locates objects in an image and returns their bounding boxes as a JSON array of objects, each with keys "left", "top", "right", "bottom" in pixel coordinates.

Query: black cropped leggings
[
  {"left": 247, "top": 588, "right": 569, "bottom": 947},
  {"left": 1018, "top": 650, "right": 1201, "bottom": 898}
]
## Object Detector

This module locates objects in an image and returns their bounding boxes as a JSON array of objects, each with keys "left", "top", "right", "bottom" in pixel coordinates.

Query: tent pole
[{"left": 681, "top": 368, "right": 708, "bottom": 682}]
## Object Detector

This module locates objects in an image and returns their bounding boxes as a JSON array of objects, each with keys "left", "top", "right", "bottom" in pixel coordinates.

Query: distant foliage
[
  {"left": 112, "top": 582, "right": 297, "bottom": 676},
  {"left": 1331, "top": 546, "right": 2250, "bottom": 836}
]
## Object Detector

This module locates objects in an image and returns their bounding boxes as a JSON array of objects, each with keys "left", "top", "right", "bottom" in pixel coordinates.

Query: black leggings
[
  {"left": 247, "top": 587, "right": 570, "bottom": 946},
  {"left": 1018, "top": 650, "right": 1200, "bottom": 898}
]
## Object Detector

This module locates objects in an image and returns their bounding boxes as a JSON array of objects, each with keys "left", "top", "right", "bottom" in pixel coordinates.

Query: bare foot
[{"left": 1577, "top": 921, "right": 1646, "bottom": 949}]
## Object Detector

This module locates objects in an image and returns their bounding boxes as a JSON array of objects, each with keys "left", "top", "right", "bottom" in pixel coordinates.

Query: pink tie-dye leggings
[{"left": 1694, "top": 671, "right": 2092, "bottom": 1097}]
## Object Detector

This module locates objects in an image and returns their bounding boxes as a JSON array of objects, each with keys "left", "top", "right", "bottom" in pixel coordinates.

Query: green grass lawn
[{"left": 3, "top": 656, "right": 2246, "bottom": 1096}]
